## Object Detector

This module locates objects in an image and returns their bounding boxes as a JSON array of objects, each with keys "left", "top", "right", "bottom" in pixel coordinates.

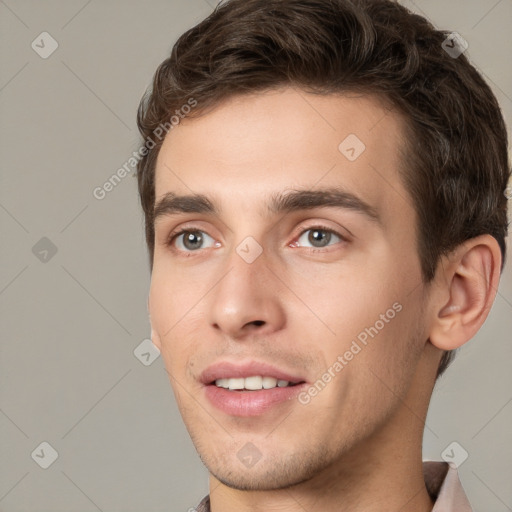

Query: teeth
[
  {"left": 215, "top": 376, "right": 292, "bottom": 390},
  {"left": 244, "top": 376, "right": 262, "bottom": 390},
  {"left": 228, "top": 378, "right": 244, "bottom": 390},
  {"left": 262, "top": 377, "right": 277, "bottom": 389},
  {"left": 215, "top": 378, "right": 229, "bottom": 388}
]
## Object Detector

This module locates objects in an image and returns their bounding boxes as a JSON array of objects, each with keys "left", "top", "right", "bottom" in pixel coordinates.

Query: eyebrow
[{"left": 153, "top": 187, "right": 381, "bottom": 225}]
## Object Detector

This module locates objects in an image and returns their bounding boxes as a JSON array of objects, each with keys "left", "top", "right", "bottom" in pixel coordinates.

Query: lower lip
[{"left": 204, "top": 383, "right": 307, "bottom": 417}]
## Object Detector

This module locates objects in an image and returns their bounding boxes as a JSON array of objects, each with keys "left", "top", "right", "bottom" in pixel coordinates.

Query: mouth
[{"left": 200, "top": 361, "right": 307, "bottom": 416}]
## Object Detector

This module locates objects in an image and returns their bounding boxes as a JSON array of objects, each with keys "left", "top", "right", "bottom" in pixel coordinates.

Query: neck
[{"left": 208, "top": 344, "right": 441, "bottom": 512}]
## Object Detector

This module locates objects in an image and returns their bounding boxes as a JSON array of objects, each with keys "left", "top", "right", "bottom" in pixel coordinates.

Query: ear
[
  {"left": 148, "top": 294, "right": 162, "bottom": 351},
  {"left": 429, "top": 235, "right": 502, "bottom": 351}
]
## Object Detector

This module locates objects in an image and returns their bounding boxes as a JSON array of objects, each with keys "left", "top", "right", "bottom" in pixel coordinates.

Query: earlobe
[{"left": 429, "top": 235, "right": 501, "bottom": 352}]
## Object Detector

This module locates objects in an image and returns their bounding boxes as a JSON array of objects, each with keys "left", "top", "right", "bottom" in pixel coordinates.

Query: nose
[{"left": 208, "top": 246, "right": 286, "bottom": 340}]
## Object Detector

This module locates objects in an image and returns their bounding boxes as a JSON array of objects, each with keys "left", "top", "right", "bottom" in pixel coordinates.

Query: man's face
[{"left": 149, "top": 88, "right": 432, "bottom": 490}]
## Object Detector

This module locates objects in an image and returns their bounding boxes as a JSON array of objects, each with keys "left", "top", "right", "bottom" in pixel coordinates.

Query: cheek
[
  {"left": 149, "top": 260, "right": 208, "bottom": 327},
  {"left": 291, "top": 258, "right": 423, "bottom": 389},
  {"left": 287, "top": 258, "right": 401, "bottom": 339},
  {"left": 148, "top": 272, "right": 199, "bottom": 373},
  {"left": 304, "top": 303, "right": 424, "bottom": 442},
  {"left": 339, "top": 292, "right": 426, "bottom": 406}
]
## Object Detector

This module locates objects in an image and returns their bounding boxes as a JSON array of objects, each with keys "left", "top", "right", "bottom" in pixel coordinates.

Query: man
[{"left": 135, "top": 0, "right": 510, "bottom": 510}]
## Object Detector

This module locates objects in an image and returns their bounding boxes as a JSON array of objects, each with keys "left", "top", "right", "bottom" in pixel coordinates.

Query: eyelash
[{"left": 165, "top": 224, "right": 348, "bottom": 255}]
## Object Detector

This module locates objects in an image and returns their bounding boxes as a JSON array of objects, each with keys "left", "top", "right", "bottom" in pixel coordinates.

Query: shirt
[{"left": 193, "top": 460, "right": 472, "bottom": 511}]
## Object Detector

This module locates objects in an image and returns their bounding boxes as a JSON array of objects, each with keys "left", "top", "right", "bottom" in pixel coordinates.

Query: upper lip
[{"left": 200, "top": 360, "right": 306, "bottom": 385}]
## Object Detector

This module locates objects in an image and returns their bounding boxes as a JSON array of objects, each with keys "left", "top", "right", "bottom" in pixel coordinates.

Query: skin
[{"left": 148, "top": 87, "right": 501, "bottom": 512}]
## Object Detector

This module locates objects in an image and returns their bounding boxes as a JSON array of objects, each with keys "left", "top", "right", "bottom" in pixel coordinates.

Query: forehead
[{"left": 154, "top": 88, "right": 412, "bottom": 224}]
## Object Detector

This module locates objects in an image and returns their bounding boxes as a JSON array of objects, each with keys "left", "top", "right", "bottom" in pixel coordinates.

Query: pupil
[
  {"left": 185, "top": 231, "right": 202, "bottom": 250},
  {"left": 310, "top": 229, "right": 330, "bottom": 247}
]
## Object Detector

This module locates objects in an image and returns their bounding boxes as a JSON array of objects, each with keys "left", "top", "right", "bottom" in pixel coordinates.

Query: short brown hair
[{"left": 136, "top": 0, "right": 510, "bottom": 379}]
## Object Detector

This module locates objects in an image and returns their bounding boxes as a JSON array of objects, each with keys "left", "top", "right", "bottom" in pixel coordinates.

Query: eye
[
  {"left": 168, "top": 229, "right": 217, "bottom": 252},
  {"left": 293, "top": 226, "right": 345, "bottom": 250}
]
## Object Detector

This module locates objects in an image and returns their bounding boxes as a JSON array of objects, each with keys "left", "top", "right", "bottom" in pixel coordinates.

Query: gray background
[{"left": 0, "top": 0, "right": 511, "bottom": 511}]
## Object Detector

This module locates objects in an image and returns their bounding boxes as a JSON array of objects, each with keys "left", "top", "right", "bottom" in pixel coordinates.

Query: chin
[
  {"left": 200, "top": 445, "right": 332, "bottom": 491},
  {"left": 209, "top": 466, "right": 310, "bottom": 491}
]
